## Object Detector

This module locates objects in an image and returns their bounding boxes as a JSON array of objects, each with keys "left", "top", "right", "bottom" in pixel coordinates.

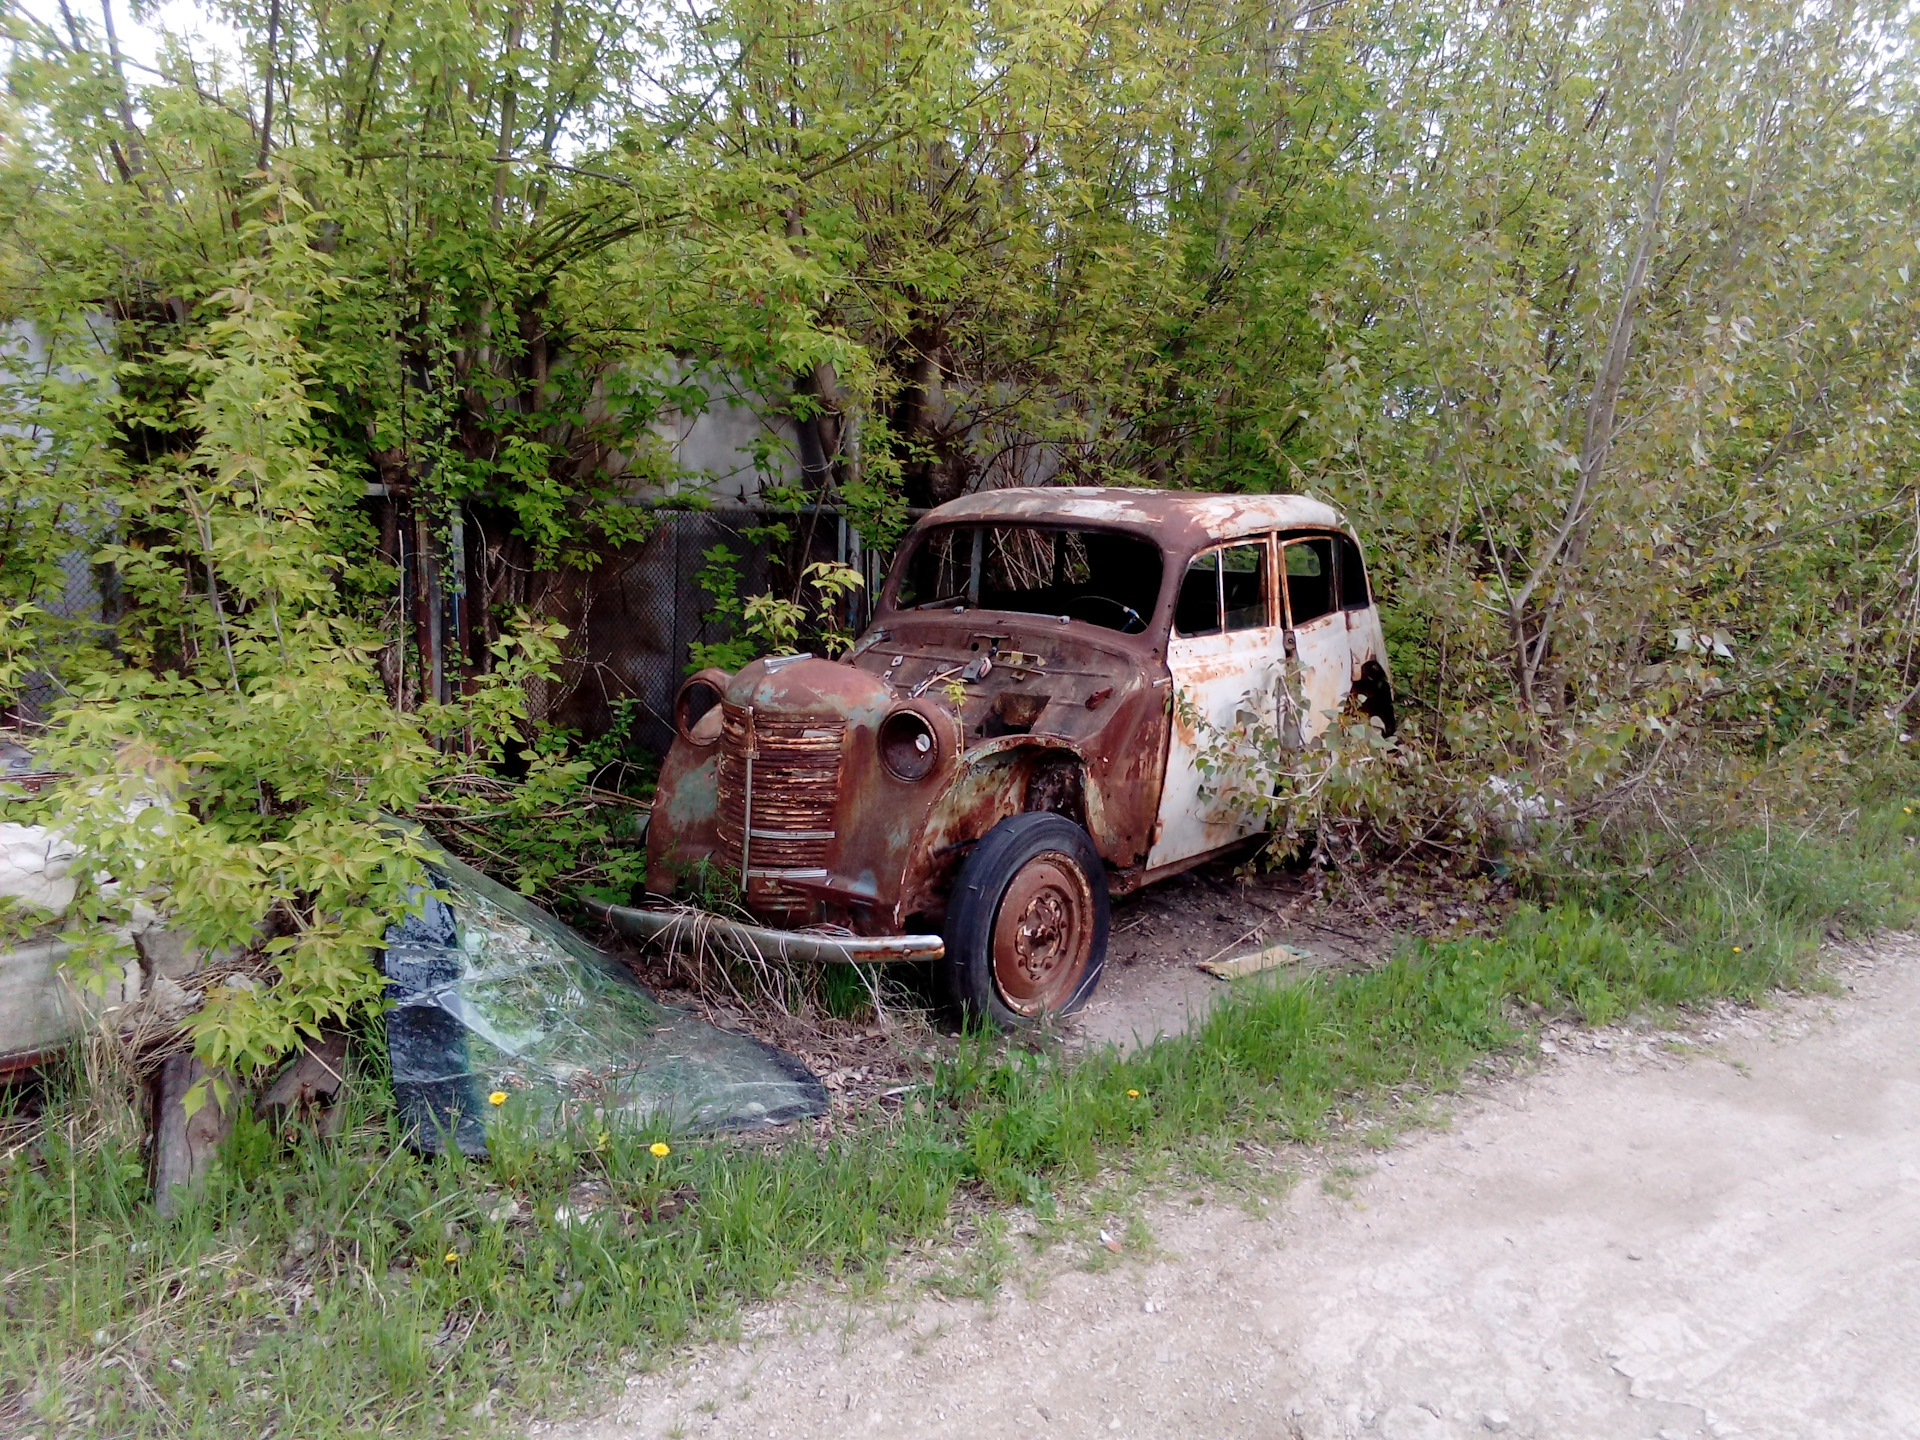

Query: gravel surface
[{"left": 535, "top": 934, "right": 1920, "bottom": 1440}]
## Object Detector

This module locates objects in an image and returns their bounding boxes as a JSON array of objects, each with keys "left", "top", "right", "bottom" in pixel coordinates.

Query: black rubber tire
[
  {"left": 1354, "top": 658, "right": 1398, "bottom": 738},
  {"left": 942, "top": 811, "right": 1109, "bottom": 1029}
]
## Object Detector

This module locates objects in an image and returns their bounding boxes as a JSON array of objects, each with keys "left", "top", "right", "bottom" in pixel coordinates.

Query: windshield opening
[{"left": 891, "top": 524, "right": 1163, "bottom": 634}]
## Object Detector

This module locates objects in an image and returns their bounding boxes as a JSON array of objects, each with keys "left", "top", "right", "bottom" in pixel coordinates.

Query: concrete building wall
[{"left": 619, "top": 366, "right": 804, "bottom": 506}]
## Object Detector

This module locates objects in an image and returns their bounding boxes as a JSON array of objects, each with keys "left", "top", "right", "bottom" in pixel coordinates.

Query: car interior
[{"left": 895, "top": 525, "right": 1164, "bottom": 633}]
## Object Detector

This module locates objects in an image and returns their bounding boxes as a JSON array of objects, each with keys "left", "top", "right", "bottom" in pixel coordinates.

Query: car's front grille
[{"left": 715, "top": 705, "right": 844, "bottom": 924}]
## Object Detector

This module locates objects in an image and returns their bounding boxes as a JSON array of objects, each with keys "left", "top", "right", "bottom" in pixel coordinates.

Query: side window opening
[
  {"left": 1283, "top": 538, "right": 1337, "bottom": 625},
  {"left": 1221, "top": 542, "right": 1268, "bottom": 631},
  {"left": 1337, "top": 535, "right": 1371, "bottom": 610},
  {"left": 1174, "top": 551, "right": 1221, "bottom": 637}
]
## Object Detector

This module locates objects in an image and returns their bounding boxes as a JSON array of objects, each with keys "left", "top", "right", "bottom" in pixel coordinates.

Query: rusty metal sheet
[{"left": 919, "top": 487, "right": 1347, "bottom": 551}]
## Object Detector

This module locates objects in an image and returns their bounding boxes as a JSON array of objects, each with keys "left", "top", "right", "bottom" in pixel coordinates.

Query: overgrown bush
[{"left": 1, "top": 233, "right": 561, "bottom": 1091}]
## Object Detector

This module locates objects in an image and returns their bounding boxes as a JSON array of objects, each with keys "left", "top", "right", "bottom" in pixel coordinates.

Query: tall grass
[{"left": 4, "top": 801, "right": 1916, "bottom": 1438}]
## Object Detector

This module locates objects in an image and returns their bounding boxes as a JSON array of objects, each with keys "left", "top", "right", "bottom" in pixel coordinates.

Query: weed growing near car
[{"left": 5, "top": 798, "right": 1916, "bottom": 1438}]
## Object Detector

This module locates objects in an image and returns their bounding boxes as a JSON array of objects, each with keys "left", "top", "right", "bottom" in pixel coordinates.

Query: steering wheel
[{"left": 1064, "top": 594, "right": 1146, "bottom": 634}]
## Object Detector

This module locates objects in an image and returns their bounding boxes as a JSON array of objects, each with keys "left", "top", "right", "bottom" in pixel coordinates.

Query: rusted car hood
[
  {"left": 845, "top": 611, "right": 1157, "bottom": 748},
  {"left": 644, "top": 610, "right": 1170, "bottom": 931}
]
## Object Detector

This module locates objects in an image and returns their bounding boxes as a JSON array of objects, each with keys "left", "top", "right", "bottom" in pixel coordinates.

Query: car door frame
[
  {"left": 1145, "top": 532, "right": 1284, "bottom": 874},
  {"left": 1276, "top": 531, "right": 1354, "bottom": 746}
]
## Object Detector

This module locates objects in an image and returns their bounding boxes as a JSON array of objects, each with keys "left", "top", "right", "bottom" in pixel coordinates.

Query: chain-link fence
[
  {"left": 532, "top": 506, "right": 891, "bottom": 755},
  {"left": 7, "top": 547, "right": 106, "bottom": 727}
]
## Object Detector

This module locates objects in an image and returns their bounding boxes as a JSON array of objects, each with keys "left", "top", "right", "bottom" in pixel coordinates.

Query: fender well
[
  {"left": 900, "top": 739, "right": 1098, "bottom": 924},
  {"left": 1023, "top": 750, "right": 1087, "bottom": 828}
]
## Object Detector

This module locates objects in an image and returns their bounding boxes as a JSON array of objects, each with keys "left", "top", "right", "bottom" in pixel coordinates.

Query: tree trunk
[
  {"left": 1506, "top": 10, "right": 1700, "bottom": 705},
  {"left": 257, "top": 1030, "right": 350, "bottom": 1137}
]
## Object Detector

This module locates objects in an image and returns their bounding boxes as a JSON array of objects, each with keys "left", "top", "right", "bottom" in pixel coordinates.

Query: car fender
[{"left": 898, "top": 737, "right": 1102, "bottom": 924}]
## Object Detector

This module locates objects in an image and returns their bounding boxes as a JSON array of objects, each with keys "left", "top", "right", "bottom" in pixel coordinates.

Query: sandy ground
[
  {"left": 1068, "top": 859, "right": 1420, "bottom": 1051},
  {"left": 540, "top": 935, "right": 1920, "bottom": 1440},
  {"left": 614, "top": 852, "right": 1457, "bottom": 1090}
]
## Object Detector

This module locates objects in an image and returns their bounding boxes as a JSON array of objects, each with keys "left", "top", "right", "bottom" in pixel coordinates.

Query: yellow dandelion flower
[
  {"left": 649, "top": 1141, "right": 671, "bottom": 1158},
  {"left": 488, "top": 1091, "right": 508, "bottom": 1106},
  {"left": 1732, "top": 945, "right": 1743, "bottom": 953},
  {"left": 444, "top": 1250, "right": 459, "bottom": 1265},
  {"left": 1126, "top": 1090, "right": 1141, "bottom": 1099}
]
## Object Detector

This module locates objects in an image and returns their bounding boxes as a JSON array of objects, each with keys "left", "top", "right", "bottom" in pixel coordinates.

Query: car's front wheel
[{"left": 943, "top": 812, "right": 1108, "bottom": 1028}]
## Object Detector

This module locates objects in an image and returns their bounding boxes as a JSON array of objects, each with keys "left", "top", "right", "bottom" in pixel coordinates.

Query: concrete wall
[{"left": 616, "top": 366, "right": 804, "bottom": 506}]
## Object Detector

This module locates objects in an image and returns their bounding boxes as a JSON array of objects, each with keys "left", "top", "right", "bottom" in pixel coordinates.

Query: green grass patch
[{"left": 5, "top": 801, "right": 1918, "bottom": 1437}]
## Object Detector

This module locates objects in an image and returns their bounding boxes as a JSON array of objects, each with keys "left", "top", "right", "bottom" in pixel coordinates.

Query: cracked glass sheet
[{"left": 382, "top": 847, "right": 825, "bottom": 1156}]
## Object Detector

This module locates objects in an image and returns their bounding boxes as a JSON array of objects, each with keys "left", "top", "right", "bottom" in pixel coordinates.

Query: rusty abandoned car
[{"left": 604, "top": 488, "right": 1395, "bottom": 1029}]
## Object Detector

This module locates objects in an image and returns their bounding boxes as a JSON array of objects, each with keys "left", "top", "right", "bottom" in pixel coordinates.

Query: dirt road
[{"left": 540, "top": 937, "right": 1920, "bottom": 1440}]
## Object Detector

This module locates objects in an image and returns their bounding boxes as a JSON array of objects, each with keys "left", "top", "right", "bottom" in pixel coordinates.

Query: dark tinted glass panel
[
  {"left": 1338, "top": 535, "right": 1371, "bottom": 609},
  {"left": 1221, "top": 542, "right": 1268, "bottom": 631},
  {"left": 894, "top": 525, "right": 1162, "bottom": 634},
  {"left": 897, "top": 527, "right": 976, "bottom": 609},
  {"left": 1283, "top": 538, "right": 1336, "bottom": 624},
  {"left": 1174, "top": 552, "right": 1220, "bottom": 636}
]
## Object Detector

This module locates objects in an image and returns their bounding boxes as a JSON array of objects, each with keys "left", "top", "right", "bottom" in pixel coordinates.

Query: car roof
[{"left": 915, "top": 487, "right": 1350, "bottom": 551}]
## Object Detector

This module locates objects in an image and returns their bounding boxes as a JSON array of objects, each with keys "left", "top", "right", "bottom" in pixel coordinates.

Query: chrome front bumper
[{"left": 595, "top": 901, "right": 945, "bottom": 965}]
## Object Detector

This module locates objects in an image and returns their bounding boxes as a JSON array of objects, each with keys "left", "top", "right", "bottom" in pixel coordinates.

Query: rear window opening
[
  {"left": 892, "top": 525, "right": 1163, "bottom": 634},
  {"left": 1337, "top": 534, "right": 1372, "bottom": 610},
  {"left": 1283, "top": 537, "right": 1337, "bottom": 625}
]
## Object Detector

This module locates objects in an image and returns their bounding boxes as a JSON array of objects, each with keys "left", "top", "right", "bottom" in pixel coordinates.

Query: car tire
[
  {"left": 943, "top": 812, "right": 1109, "bottom": 1029},
  {"left": 1353, "top": 658, "right": 1398, "bottom": 738}
]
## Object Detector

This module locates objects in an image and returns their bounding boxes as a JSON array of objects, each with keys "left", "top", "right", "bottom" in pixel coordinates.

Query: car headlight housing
[
  {"left": 878, "top": 707, "right": 940, "bottom": 781},
  {"left": 674, "top": 670, "right": 729, "bottom": 746}
]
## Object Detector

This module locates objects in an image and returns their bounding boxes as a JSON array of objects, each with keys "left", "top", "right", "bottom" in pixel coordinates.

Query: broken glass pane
[{"left": 383, "top": 845, "right": 826, "bottom": 1156}]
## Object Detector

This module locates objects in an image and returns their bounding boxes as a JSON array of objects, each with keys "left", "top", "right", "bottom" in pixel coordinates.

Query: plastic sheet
[{"left": 382, "top": 846, "right": 826, "bottom": 1156}]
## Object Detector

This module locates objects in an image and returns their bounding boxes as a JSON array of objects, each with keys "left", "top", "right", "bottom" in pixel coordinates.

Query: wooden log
[
  {"left": 256, "top": 1030, "right": 349, "bottom": 1133},
  {"left": 151, "top": 1052, "right": 235, "bottom": 1219}
]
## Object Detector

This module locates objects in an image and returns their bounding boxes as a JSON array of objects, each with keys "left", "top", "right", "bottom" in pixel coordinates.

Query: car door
[
  {"left": 1279, "top": 535, "right": 1351, "bottom": 743},
  {"left": 1333, "top": 532, "right": 1395, "bottom": 729},
  {"left": 1148, "top": 536, "right": 1281, "bottom": 870}
]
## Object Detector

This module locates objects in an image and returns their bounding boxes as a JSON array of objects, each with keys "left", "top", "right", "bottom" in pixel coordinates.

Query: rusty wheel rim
[{"left": 991, "top": 852, "right": 1095, "bottom": 1016}]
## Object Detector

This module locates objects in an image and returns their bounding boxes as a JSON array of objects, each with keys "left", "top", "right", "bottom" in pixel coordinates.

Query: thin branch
[
  {"left": 257, "top": 0, "right": 282, "bottom": 173},
  {"left": 1511, "top": 6, "right": 1704, "bottom": 700}
]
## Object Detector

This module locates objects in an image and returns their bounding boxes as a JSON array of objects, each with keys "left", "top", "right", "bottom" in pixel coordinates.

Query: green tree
[
  {"left": 657, "top": 0, "right": 1366, "bottom": 522},
  {"left": 1, "top": 199, "right": 560, "bottom": 1078},
  {"left": 1308, "top": 0, "right": 1920, "bottom": 777}
]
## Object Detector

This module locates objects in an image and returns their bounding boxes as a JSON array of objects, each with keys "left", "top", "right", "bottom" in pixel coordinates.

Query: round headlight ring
[
  {"left": 878, "top": 708, "right": 940, "bottom": 781},
  {"left": 674, "top": 671, "right": 728, "bottom": 746}
]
